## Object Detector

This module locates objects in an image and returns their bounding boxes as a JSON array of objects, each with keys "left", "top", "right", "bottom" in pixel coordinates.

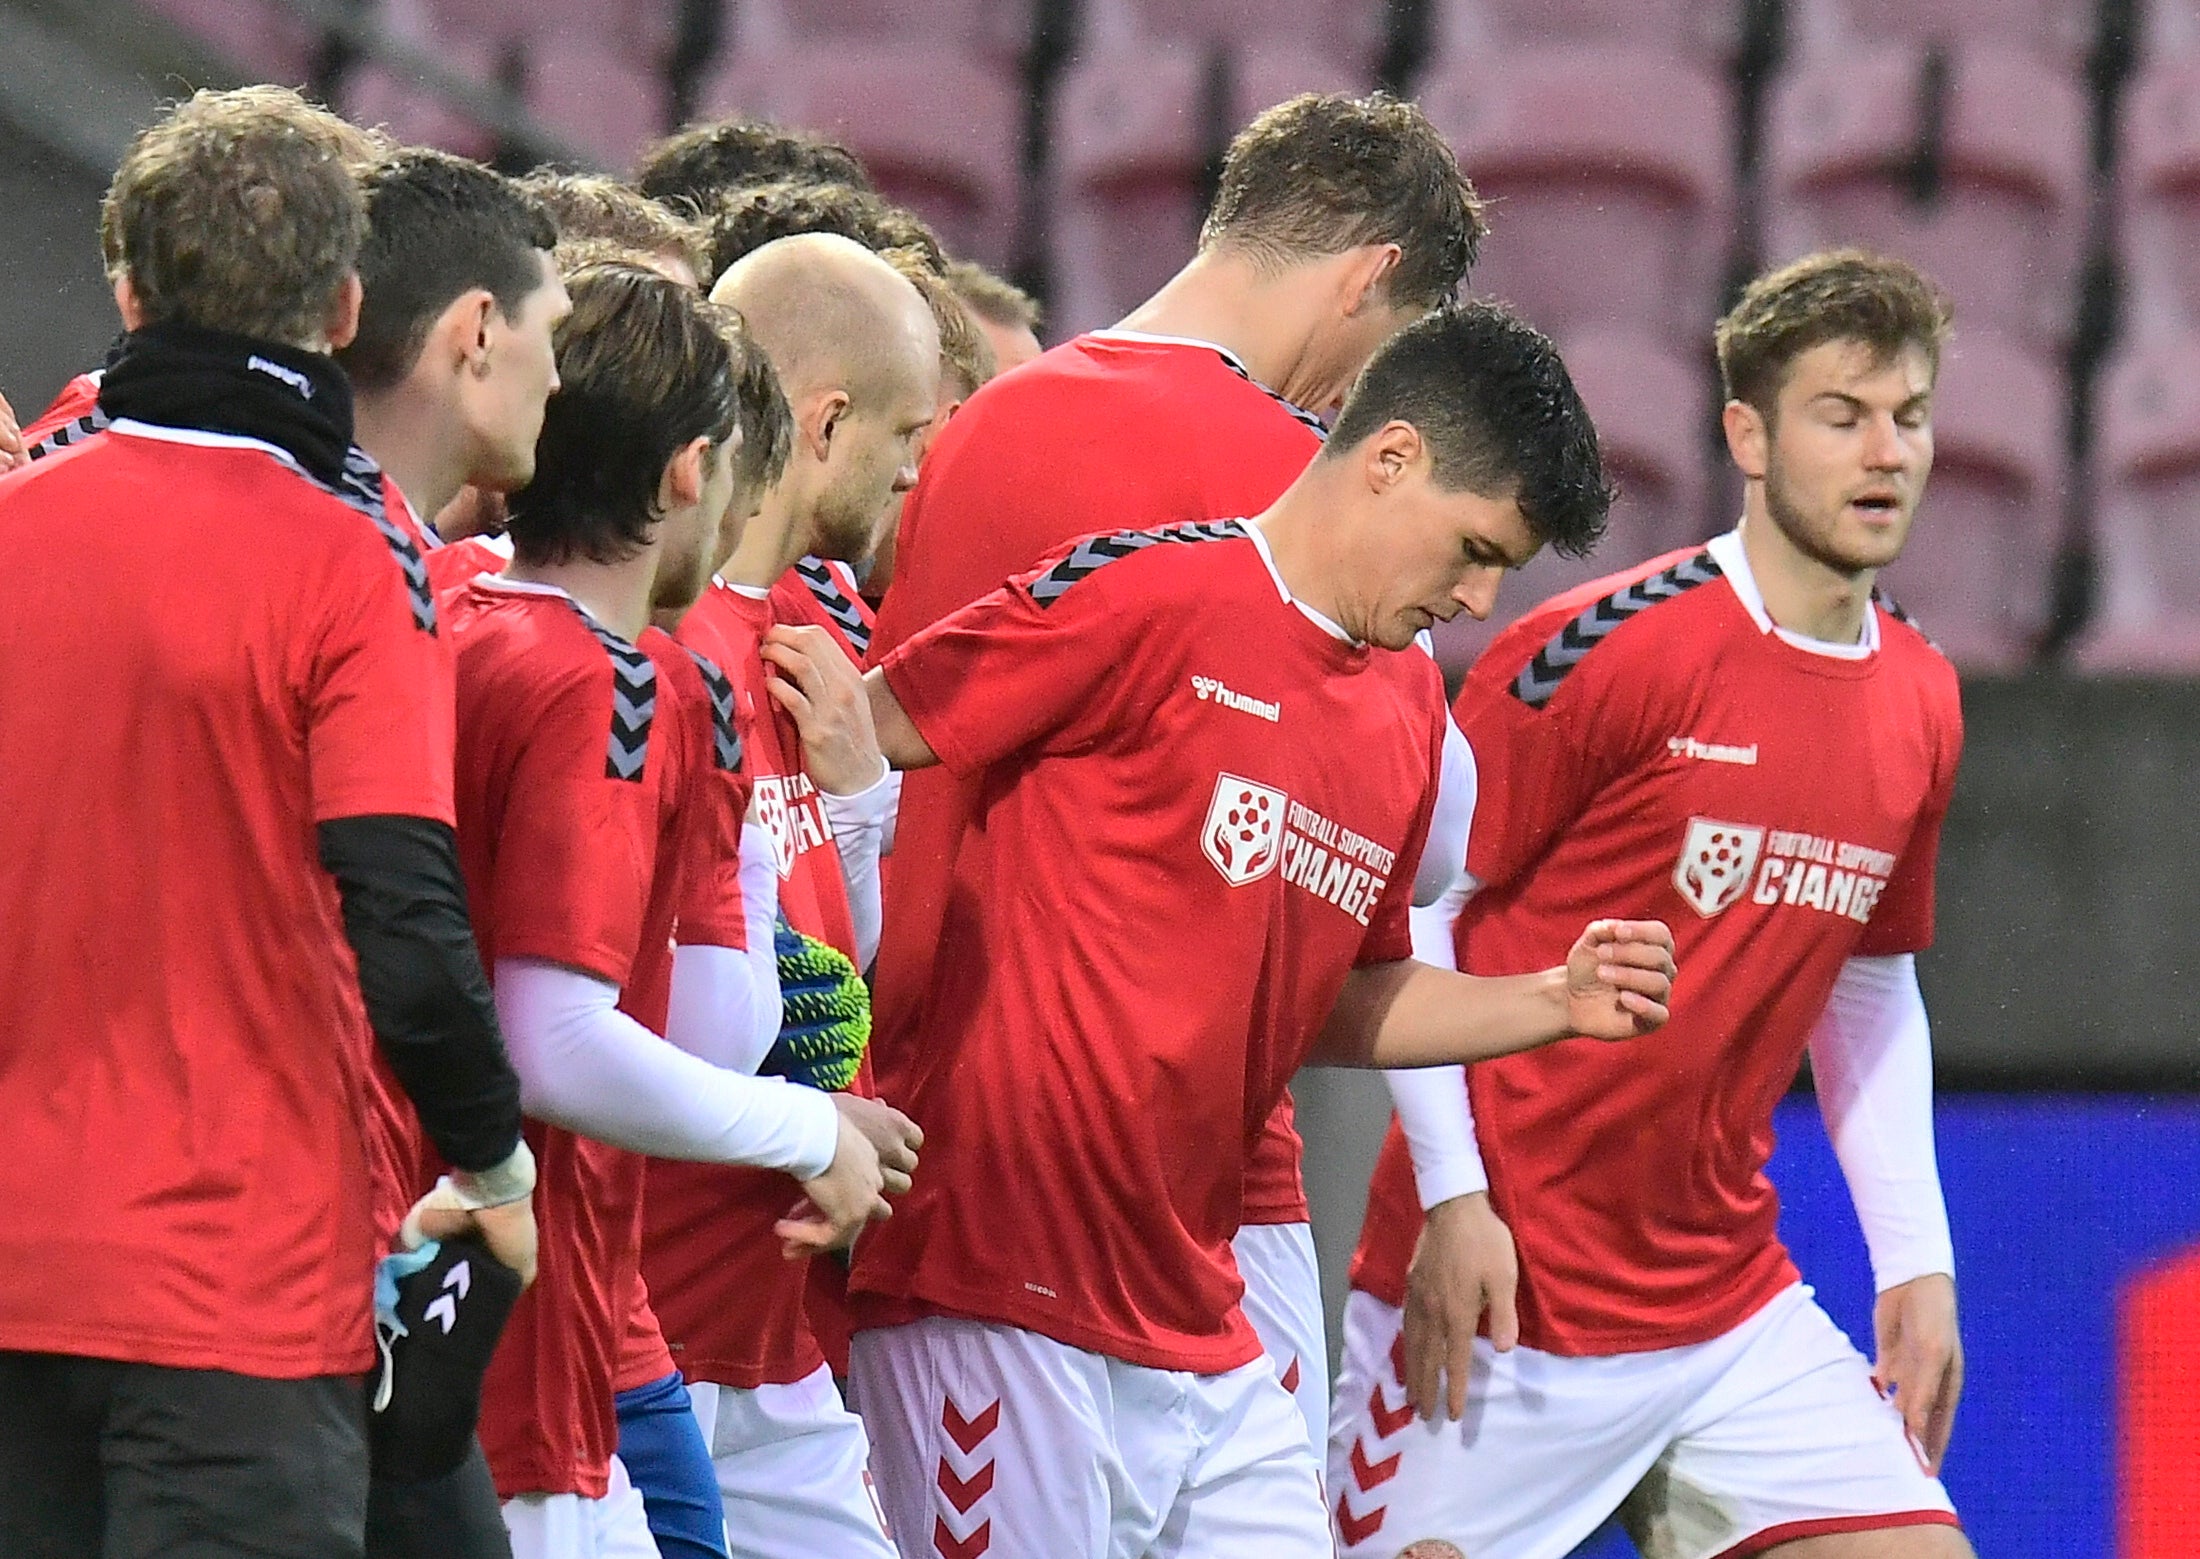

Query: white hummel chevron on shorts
[
  {"left": 1233, "top": 1220, "right": 1330, "bottom": 1460},
  {"left": 501, "top": 1454, "right": 659, "bottom": 1559},
  {"left": 687, "top": 1369, "right": 897, "bottom": 1559},
  {"left": 851, "top": 1315, "right": 1331, "bottom": 1559},
  {"left": 1327, "top": 1284, "right": 1960, "bottom": 1559}
]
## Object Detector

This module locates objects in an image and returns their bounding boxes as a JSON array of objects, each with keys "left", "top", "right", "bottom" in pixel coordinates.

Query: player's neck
[
  {"left": 505, "top": 548, "right": 659, "bottom": 643},
  {"left": 719, "top": 481, "right": 808, "bottom": 589},
  {"left": 1251, "top": 477, "right": 1358, "bottom": 638},
  {"left": 1737, "top": 500, "right": 1873, "bottom": 645},
  {"left": 352, "top": 393, "right": 470, "bottom": 525},
  {"left": 1118, "top": 253, "right": 1335, "bottom": 413}
]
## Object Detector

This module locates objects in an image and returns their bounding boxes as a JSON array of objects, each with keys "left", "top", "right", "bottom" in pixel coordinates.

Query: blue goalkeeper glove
[{"left": 767, "top": 915, "right": 870, "bottom": 1092}]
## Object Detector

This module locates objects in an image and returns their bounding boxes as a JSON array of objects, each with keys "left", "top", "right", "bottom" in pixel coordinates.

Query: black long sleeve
[{"left": 319, "top": 814, "right": 523, "bottom": 1174}]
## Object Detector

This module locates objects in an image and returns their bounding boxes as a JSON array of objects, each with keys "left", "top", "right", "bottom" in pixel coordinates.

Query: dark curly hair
[
  {"left": 505, "top": 263, "right": 741, "bottom": 566},
  {"left": 702, "top": 178, "right": 945, "bottom": 283},
  {"left": 634, "top": 118, "right": 871, "bottom": 214},
  {"left": 1326, "top": 302, "right": 1613, "bottom": 560}
]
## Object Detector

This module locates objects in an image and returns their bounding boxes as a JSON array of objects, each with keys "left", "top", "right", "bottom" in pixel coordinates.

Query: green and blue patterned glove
[{"left": 767, "top": 915, "right": 870, "bottom": 1092}]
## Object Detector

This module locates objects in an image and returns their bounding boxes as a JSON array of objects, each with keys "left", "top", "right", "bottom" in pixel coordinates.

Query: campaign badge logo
[
  {"left": 1673, "top": 816, "right": 1764, "bottom": 917},
  {"left": 1202, "top": 774, "right": 1287, "bottom": 886}
]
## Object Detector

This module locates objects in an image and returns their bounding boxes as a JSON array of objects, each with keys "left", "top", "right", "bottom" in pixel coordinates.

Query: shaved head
[
  {"left": 712, "top": 232, "right": 941, "bottom": 562},
  {"left": 710, "top": 231, "right": 936, "bottom": 409}
]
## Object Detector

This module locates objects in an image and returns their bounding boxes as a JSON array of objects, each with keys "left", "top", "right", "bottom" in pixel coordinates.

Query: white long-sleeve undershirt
[
  {"left": 1386, "top": 875, "right": 1490, "bottom": 1208},
  {"left": 494, "top": 956, "right": 837, "bottom": 1179},
  {"left": 665, "top": 823, "right": 786, "bottom": 1077},
  {"left": 1412, "top": 713, "right": 1478, "bottom": 908},
  {"left": 820, "top": 760, "right": 896, "bottom": 970},
  {"left": 1809, "top": 952, "right": 1956, "bottom": 1293}
]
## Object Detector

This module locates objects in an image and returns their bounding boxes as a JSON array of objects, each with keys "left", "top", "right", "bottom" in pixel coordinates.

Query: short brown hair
[
  {"left": 722, "top": 307, "right": 794, "bottom": 501},
  {"left": 1716, "top": 249, "right": 1954, "bottom": 418},
  {"left": 1200, "top": 92, "right": 1484, "bottom": 310},
  {"left": 883, "top": 248, "right": 995, "bottom": 399},
  {"left": 507, "top": 263, "right": 742, "bottom": 566},
  {"left": 702, "top": 178, "right": 946, "bottom": 283},
  {"left": 101, "top": 86, "right": 367, "bottom": 345},
  {"left": 945, "top": 258, "right": 1040, "bottom": 334},
  {"left": 519, "top": 171, "right": 706, "bottom": 283},
  {"left": 634, "top": 119, "right": 872, "bottom": 214}
]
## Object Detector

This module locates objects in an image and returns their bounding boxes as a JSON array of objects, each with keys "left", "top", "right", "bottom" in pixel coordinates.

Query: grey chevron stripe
[
  {"left": 1214, "top": 353, "right": 1328, "bottom": 439},
  {"left": 561, "top": 605, "right": 657, "bottom": 781},
  {"left": 1870, "top": 586, "right": 1940, "bottom": 651},
  {"left": 682, "top": 650, "right": 744, "bottom": 772},
  {"left": 319, "top": 445, "right": 436, "bottom": 634},
  {"left": 1511, "top": 550, "right": 1723, "bottom": 710},
  {"left": 794, "top": 557, "right": 871, "bottom": 656},
  {"left": 25, "top": 409, "right": 110, "bottom": 462},
  {"left": 1028, "top": 520, "right": 1247, "bottom": 607}
]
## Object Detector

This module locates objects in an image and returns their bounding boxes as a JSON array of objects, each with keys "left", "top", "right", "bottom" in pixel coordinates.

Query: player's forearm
[
  {"left": 495, "top": 957, "right": 837, "bottom": 1177},
  {"left": 318, "top": 813, "right": 524, "bottom": 1175},
  {"left": 666, "top": 939, "right": 781, "bottom": 1075},
  {"left": 1810, "top": 953, "right": 1955, "bottom": 1291},
  {"left": 1386, "top": 891, "right": 1490, "bottom": 1204},
  {"left": 1312, "top": 959, "right": 1571, "bottom": 1069},
  {"left": 863, "top": 667, "right": 939, "bottom": 770},
  {"left": 1412, "top": 714, "right": 1477, "bottom": 907},
  {"left": 820, "top": 760, "right": 894, "bottom": 969}
]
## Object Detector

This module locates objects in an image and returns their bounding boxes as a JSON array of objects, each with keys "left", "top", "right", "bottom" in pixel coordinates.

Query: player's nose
[{"left": 1453, "top": 567, "right": 1504, "bottom": 622}]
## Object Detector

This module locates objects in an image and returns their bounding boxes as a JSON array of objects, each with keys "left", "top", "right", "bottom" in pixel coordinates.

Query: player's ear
[
  {"left": 1722, "top": 399, "right": 1769, "bottom": 481},
  {"left": 1340, "top": 244, "right": 1402, "bottom": 318},
  {"left": 323, "top": 272, "right": 365, "bottom": 353},
  {"left": 804, "top": 389, "right": 850, "bottom": 461},
  {"left": 659, "top": 435, "right": 712, "bottom": 512},
  {"left": 114, "top": 274, "right": 149, "bottom": 332},
  {"left": 1365, "top": 418, "right": 1424, "bottom": 493},
  {"left": 441, "top": 289, "right": 499, "bottom": 377}
]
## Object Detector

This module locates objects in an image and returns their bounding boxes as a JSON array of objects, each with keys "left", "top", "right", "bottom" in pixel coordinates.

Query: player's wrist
[{"left": 447, "top": 1139, "right": 537, "bottom": 1209}]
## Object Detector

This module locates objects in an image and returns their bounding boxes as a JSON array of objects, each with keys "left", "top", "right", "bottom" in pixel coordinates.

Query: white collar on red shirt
[
  {"left": 1707, "top": 527, "right": 1879, "bottom": 661},
  {"left": 714, "top": 573, "right": 771, "bottom": 601},
  {"left": 1084, "top": 328, "right": 1326, "bottom": 434},
  {"left": 106, "top": 417, "right": 305, "bottom": 474},
  {"left": 1241, "top": 518, "right": 1356, "bottom": 644}
]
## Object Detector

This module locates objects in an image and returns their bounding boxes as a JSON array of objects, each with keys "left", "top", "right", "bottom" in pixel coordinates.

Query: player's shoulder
[
  {"left": 648, "top": 630, "right": 745, "bottom": 777},
  {"left": 1019, "top": 518, "right": 1259, "bottom": 609},
  {"left": 456, "top": 584, "right": 667, "bottom": 777},
  {"left": 1870, "top": 587, "right": 1963, "bottom": 700},
  {"left": 1473, "top": 543, "right": 1732, "bottom": 712}
]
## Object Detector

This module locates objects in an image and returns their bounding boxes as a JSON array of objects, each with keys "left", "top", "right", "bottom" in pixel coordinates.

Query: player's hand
[
  {"left": 1563, "top": 919, "right": 1674, "bottom": 1040},
  {"left": 1873, "top": 1272, "right": 1963, "bottom": 1472},
  {"left": 405, "top": 1185, "right": 540, "bottom": 1290},
  {"left": 832, "top": 1092, "right": 922, "bottom": 1195},
  {"left": 1402, "top": 1191, "right": 1518, "bottom": 1422},
  {"left": 0, "top": 389, "right": 25, "bottom": 473},
  {"left": 778, "top": 1109, "right": 891, "bottom": 1259},
  {"left": 760, "top": 623, "right": 886, "bottom": 797}
]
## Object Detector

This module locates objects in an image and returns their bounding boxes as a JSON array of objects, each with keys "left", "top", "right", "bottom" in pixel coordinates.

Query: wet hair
[
  {"left": 1716, "top": 249, "right": 1954, "bottom": 420},
  {"left": 1200, "top": 92, "right": 1484, "bottom": 310},
  {"left": 341, "top": 149, "right": 557, "bottom": 391},
  {"left": 505, "top": 263, "right": 741, "bottom": 565},
  {"left": 1325, "top": 302, "right": 1613, "bottom": 559}
]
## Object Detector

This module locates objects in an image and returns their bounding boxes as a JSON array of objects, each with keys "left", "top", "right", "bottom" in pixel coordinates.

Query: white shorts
[
  {"left": 502, "top": 1454, "right": 658, "bottom": 1559},
  {"left": 687, "top": 1369, "right": 897, "bottom": 1559},
  {"left": 849, "top": 1315, "right": 1330, "bottom": 1559},
  {"left": 1327, "top": 1283, "right": 1961, "bottom": 1559},
  {"left": 1232, "top": 1220, "right": 1329, "bottom": 1458}
]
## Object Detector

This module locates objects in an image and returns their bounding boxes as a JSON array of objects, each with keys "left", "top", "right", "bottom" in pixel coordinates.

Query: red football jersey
[
  {"left": 0, "top": 421, "right": 451, "bottom": 1378},
  {"left": 20, "top": 371, "right": 103, "bottom": 457},
  {"left": 639, "top": 578, "right": 854, "bottom": 1390},
  {"left": 850, "top": 523, "right": 1443, "bottom": 1372},
  {"left": 872, "top": 331, "right": 1329, "bottom": 1225},
  {"left": 1349, "top": 536, "right": 1964, "bottom": 1355},
  {"left": 448, "top": 577, "right": 716, "bottom": 1498},
  {"left": 771, "top": 555, "right": 875, "bottom": 665}
]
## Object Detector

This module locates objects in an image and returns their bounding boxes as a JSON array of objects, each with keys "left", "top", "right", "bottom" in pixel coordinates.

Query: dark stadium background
[{"left": 1, "top": 1, "right": 2195, "bottom": 1553}]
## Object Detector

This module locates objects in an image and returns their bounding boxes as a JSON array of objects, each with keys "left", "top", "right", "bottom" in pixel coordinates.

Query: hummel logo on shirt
[
  {"left": 1190, "top": 675, "right": 1279, "bottom": 723},
  {"left": 1667, "top": 735, "right": 1758, "bottom": 766}
]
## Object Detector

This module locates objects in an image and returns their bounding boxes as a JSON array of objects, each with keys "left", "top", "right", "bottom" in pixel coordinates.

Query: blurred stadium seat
[
  {"left": 1875, "top": 326, "right": 2064, "bottom": 669},
  {"left": 1427, "top": 0, "right": 1741, "bottom": 61},
  {"left": 525, "top": 35, "right": 668, "bottom": 169},
  {"left": 1766, "top": 41, "right": 2090, "bottom": 349},
  {"left": 738, "top": 0, "right": 1037, "bottom": 58},
  {"left": 1049, "top": 44, "right": 1362, "bottom": 332},
  {"left": 1418, "top": 46, "right": 1732, "bottom": 349},
  {"left": 1078, "top": 0, "right": 1386, "bottom": 65},
  {"left": 141, "top": 0, "right": 321, "bottom": 84},
  {"left": 2077, "top": 332, "right": 2200, "bottom": 671},
  {"left": 2120, "top": 51, "right": 2200, "bottom": 335},
  {"left": 1786, "top": 0, "right": 2098, "bottom": 64},
  {"left": 701, "top": 43, "right": 1024, "bottom": 266},
  {"left": 341, "top": 0, "right": 503, "bottom": 159},
  {"left": 1430, "top": 324, "right": 1713, "bottom": 674}
]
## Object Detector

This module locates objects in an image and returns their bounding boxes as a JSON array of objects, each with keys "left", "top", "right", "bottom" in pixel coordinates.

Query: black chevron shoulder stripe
[
  {"left": 1871, "top": 586, "right": 1941, "bottom": 652},
  {"left": 682, "top": 649, "right": 744, "bottom": 773},
  {"left": 1214, "top": 353, "right": 1327, "bottom": 439},
  {"left": 1511, "top": 550, "right": 1724, "bottom": 710},
  {"left": 794, "top": 556, "right": 871, "bottom": 656},
  {"left": 1028, "top": 520, "right": 1248, "bottom": 607},
  {"left": 25, "top": 408, "right": 109, "bottom": 462},
  {"left": 320, "top": 445, "right": 436, "bottom": 635},
  {"left": 561, "top": 605, "right": 658, "bottom": 782}
]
